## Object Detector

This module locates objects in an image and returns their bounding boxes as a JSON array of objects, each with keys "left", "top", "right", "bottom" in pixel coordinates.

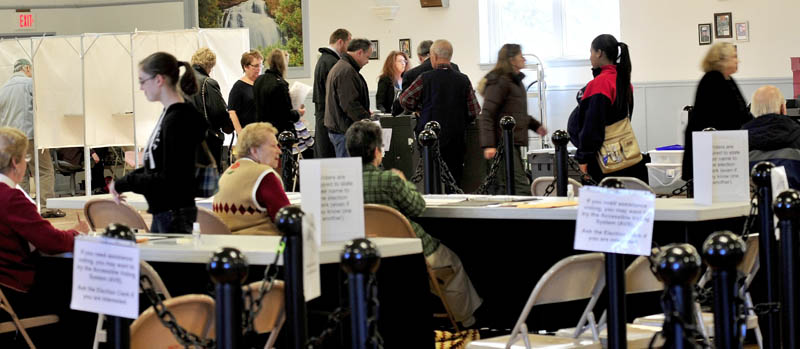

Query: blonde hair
[
  {"left": 267, "top": 49, "right": 287, "bottom": 78},
  {"left": 234, "top": 122, "right": 278, "bottom": 159},
  {"left": 0, "top": 127, "right": 28, "bottom": 174},
  {"left": 701, "top": 42, "right": 736, "bottom": 73},
  {"left": 191, "top": 47, "right": 216, "bottom": 73}
]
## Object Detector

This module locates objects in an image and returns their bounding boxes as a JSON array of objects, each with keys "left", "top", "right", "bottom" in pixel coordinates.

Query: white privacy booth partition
[
  {"left": 198, "top": 28, "right": 250, "bottom": 102},
  {"left": 0, "top": 39, "right": 33, "bottom": 84}
]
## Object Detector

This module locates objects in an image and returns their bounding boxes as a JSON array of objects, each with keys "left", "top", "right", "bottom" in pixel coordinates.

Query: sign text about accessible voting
[
  {"left": 71, "top": 236, "right": 140, "bottom": 319},
  {"left": 574, "top": 186, "right": 655, "bottom": 256}
]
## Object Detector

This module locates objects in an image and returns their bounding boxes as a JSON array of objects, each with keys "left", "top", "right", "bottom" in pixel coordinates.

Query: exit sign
[{"left": 17, "top": 12, "right": 35, "bottom": 30}]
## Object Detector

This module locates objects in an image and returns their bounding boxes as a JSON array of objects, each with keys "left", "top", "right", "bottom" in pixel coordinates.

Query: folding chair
[
  {"left": 0, "top": 287, "right": 60, "bottom": 349},
  {"left": 363, "top": 204, "right": 461, "bottom": 332},
  {"left": 84, "top": 198, "right": 149, "bottom": 232},
  {"left": 130, "top": 294, "right": 215, "bottom": 349},
  {"left": 197, "top": 207, "right": 232, "bottom": 234},
  {"left": 531, "top": 176, "right": 582, "bottom": 196},
  {"left": 600, "top": 177, "right": 655, "bottom": 194},
  {"left": 243, "top": 280, "right": 286, "bottom": 348},
  {"left": 468, "top": 253, "right": 605, "bottom": 349}
]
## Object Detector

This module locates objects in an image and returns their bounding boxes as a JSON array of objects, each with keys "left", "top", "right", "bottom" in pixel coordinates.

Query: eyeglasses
[
  {"left": 24, "top": 154, "right": 32, "bottom": 162},
  {"left": 138, "top": 75, "right": 156, "bottom": 85}
]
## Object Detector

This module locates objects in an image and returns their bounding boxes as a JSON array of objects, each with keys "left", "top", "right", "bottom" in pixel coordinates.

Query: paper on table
[
  {"left": 692, "top": 131, "right": 749, "bottom": 205},
  {"left": 302, "top": 214, "right": 321, "bottom": 300},
  {"left": 515, "top": 201, "right": 578, "bottom": 208},
  {"left": 574, "top": 186, "right": 655, "bottom": 256},
  {"left": 71, "top": 236, "right": 140, "bottom": 319},
  {"left": 290, "top": 81, "right": 312, "bottom": 110},
  {"left": 300, "top": 158, "right": 365, "bottom": 243}
]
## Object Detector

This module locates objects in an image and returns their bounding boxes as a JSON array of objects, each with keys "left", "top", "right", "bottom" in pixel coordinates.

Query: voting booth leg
[
  {"left": 107, "top": 316, "right": 131, "bottom": 349},
  {"left": 276, "top": 206, "right": 308, "bottom": 348},
  {"left": 342, "top": 238, "right": 381, "bottom": 349},
  {"left": 419, "top": 130, "right": 439, "bottom": 194},
  {"left": 774, "top": 190, "right": 800, "bottom": 348},
  {"left": 552, "top": 130, "right": 570, "bottom": 197},
  {"left": 208, "top": 248, "right": 248, "bottom": 349},
  {"left": 751, "top": 162, "right": 781, "bottom": 348},
  {"left": 500, "top": 116, "right": 516, "bottom": 195},
  {"left": 654, "top": 244, "right": 702, "bottom": 349},
  {"left": 702, "top": 231, "right": 746, "bottom": 349}
]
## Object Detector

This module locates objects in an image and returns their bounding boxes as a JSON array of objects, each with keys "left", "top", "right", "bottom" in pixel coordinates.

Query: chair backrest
[
  {"left": 364, "top": 204, "right": 416, "bottom": 238},
  {"left": 601, "top": 177, "right": 655, "bottom": 194},
  {"left": 531, "top": 176, "right": 583, "bottom": 196},
  {"left": 84, "top": 198, "right": 149, "bottom": 232},
  {"left": 243, "top": 280, "right": 285, "bottom": 334},
  {"left": 740, "top": 234, "right": 760, "bottom": 288},
  {"left": 130, "top": 294, "right": 214, "bottom": 349},
  {"left": 625, "top": 255, "right": 663, "bottom": 294},
  {"left": 196, "top": 207, "right": 232, "bottom": 234},
  {"left": 140, "top": 260, "right": 171, "bottom": 299},
  {"left": 530, "top": 253, "right": 606, "bottom": 306}
]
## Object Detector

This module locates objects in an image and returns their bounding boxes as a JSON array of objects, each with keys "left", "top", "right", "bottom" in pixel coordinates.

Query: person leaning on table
[
  {"left": 212, "top": 122, "right": 290, "bottom": 235},
  {"left": 0, "top": 127, "right": 90, "bottom": 345}
]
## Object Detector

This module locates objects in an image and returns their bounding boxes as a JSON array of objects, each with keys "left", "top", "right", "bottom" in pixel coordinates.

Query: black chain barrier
[
  {"left": 411, "top": 138, "right": 506, "bottom": 195},
  {"left": 140, "top": 275, "right": 217, "bottom": 349},
  {"left": 366, "top": 274, "right": 384, "bottom": 349},
  {"left": 306, "top": 307, "right": 351, "bottom": 348},
  {"left": 242, "top": 236, "right": 287, "bottom": 338}
]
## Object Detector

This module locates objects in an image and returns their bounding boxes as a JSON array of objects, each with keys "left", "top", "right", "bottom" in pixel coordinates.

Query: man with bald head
[
  {"left": 741, "top": 85, "right": 800, "bottom": 151},
  {"left": 399, "top": 40, "right": 480, "bottom": 189}
]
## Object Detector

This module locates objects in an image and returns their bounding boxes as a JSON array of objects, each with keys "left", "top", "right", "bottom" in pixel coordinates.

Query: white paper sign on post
[
  {"left": 692, "top": 130, "right": 750, "bottom": 205},
  {"left": 300, "top": 157, "right": 365, "bottom": 243},
  {"left": 302, "top": 214, "right": 321, "bottom": 300},
  {"left": 574, "top": 186, "right": 655, "bottom": 256},
  {"left": 71, "top": 236, "right": 139, "bottom": 319}
]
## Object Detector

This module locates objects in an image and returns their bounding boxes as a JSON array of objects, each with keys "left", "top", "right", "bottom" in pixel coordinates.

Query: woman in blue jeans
[{"left": 110, "top": 52, "right": 209, "bottom": 233}]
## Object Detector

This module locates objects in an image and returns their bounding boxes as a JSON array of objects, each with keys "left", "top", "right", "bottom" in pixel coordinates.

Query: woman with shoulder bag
[
  {"left": 186, "top": 47, "right": 232, "bottom": 172},
  {"left": 109, "top": 52, "right": 209, "bottom": 234},
  {"left": 567, "top": 34, "right": 647, "bottom": 183}
]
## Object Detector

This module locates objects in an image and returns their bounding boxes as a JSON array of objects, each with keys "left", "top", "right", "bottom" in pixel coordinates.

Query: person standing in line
[
  {"left": 478, "top": 44, "right": 547, "bottom": 195},
  {"left": 324, "top": 38, "right": 373, "bottom": 158},
  {"left": 185, "top": 47, "right": 232, "bottom": 172},
  {"left": 313, "top": 28, "right": 351, "bottom": 158},
  {"left": 376, "top": 50, "right": 408, "bottom": 114},
  {"left": 254, "top": 49, "right": 306, "bottom": 136},
  {"left": 110, "top": 52, "right": 208, "bottom": 234},
  {"left": 228, "top": 50, "right": 263, "bottom": 133}
]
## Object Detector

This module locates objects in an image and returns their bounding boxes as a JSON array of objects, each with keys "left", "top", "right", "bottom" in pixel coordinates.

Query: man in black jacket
[
  {"left": 324, "top": 38, "right": 372, "bottom": 158},
  {"left": 313, "top": 29, "right": 350, "bottom": 158},
  {"left": 393, "top": 40, "right": 461, "bottom": 115},
  {"left": 742, "top": 85, "right": 800, "bottom": 150}
]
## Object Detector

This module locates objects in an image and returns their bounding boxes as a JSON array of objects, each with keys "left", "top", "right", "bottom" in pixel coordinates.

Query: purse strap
[
  {"left": 201, "top": 77, "right": 209, "bottom": 121},
  {"left": 199, "top": 140, "right": 217, "bottom": 169}
]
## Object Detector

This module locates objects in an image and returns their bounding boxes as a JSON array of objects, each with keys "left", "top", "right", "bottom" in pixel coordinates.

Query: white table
[{"left": 56, "top": 234, "right": 421, "bottom": 265}]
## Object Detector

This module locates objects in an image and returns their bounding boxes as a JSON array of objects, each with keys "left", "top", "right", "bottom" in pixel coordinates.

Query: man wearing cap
[{"left": 0, "top": 59, "right": 62, "bottom": 218}]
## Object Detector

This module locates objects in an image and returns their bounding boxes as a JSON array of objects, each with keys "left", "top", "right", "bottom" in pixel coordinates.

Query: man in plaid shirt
[{"left": 346, "top": 120, "right": 482, "bottom": 328}]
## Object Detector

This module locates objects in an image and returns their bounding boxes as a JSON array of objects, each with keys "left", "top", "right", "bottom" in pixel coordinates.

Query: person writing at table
[
  {"left": 213, "top": 122, "right": 290, "bottom": 235},
  {"left": 110, "top": 52, "right": 208, "bottom": 234},
  {"left": 0, "top": 126, "right": 91, "bottom": 346}
]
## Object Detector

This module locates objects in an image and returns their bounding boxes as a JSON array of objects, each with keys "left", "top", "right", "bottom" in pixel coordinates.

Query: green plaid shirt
[{"left": 363, "top": 164, "right": 440, "bottom": 256}]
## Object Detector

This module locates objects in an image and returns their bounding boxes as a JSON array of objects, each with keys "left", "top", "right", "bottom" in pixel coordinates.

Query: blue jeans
[
  {"left": 328, "top": 132, "right": 349, "bottom": 158},
  {"left": 150, "top": 206, "right": 197, "bottom": 234}
]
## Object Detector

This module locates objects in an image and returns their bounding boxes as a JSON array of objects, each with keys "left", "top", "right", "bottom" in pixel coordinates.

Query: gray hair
[
  {"left": 13, "top": 59, "right": 30, "bottom": 73},
  {"left": 417, "top": 40, "right": 433, "bottom": 57},
  {"left": 750, "top": 85, "right": 785, "bottom": 117},
  {"left": 347, "top": 38, "right": 372, "bottom": 53},
  {"left": 431, "top": 40, "right": 453, "bottom": 61}
]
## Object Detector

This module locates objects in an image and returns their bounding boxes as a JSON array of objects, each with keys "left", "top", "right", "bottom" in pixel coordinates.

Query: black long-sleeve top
[
  {"left": 376, "top": 75, "right": 398, "bottom": 113},
  {"left": 253, "top": 69, "right": 301, "bottom": 135}
]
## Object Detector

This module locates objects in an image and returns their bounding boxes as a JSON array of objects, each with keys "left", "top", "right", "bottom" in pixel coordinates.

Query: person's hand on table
[
  {"left": 483, "top": 147, "right": 497, "bottom": 160},
  {"left": 73, "top": 214, "right": 90, "bottom": 234},
  {"left": 391, "top": 168, "right": 407, "bottom": 181},
  {"left": 108, "top": 180, "right": 126, "bottom": 205}
]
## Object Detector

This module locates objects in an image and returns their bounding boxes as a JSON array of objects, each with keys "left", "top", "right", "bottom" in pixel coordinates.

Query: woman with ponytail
[
  {"left": 110, "top": 52, "right": 209, "bottom": 233},
  {"left": 567, "top": 34, "right": 647, "bottom": 182}
]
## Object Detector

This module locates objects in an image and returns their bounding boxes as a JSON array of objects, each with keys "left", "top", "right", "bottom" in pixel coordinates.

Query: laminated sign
[
  {"left": 70, "top": 236, "right": 139, "bottom": 319},
  {"left": 692, "top": 130, "right": 749, "bottom": 205},
  {"left": 300, "top": 157, "right": 365, "bottom": 243},
  {"left": 574, "top": 186, "right": 655, "bottom": 256}
]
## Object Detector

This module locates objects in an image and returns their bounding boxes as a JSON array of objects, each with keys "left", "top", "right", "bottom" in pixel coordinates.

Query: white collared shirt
[{"left": 329, "top": 46, "right": 341, "bottom": 58}]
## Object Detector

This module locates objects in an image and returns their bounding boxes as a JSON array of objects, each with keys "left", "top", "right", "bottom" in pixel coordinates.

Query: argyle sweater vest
[{"left": 212, "top": 159, "right": 280, "bottom": 235}]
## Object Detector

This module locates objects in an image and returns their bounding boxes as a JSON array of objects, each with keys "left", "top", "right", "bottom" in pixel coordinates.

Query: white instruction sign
[
  {"left": 693, "top": 131, "right": 750, "bottom": 205},
  {"left": 302, "top": 214, "right": 321, "bottom": 300},
  {"left": 71, "top": 236, "right": 140, "bottom": 319},
  {"left": 574, "top": 186, "right": 655, "bottom": 256},
  {"left": 300, "top": 158, "right": 365, "bottom": 243}
]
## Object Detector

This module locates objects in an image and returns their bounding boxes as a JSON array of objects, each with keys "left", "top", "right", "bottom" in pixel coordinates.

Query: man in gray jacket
[
  {"left": 324, "top": 38, "right": 373, "bottom": 157},
  {"left": 0, "top": 59, "right": 62, "bottom": 217}
]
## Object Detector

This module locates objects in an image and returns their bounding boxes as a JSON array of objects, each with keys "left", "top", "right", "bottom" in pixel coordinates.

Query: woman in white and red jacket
[{"left": 567, "top": 34, "right": 647, "bottom": 183}]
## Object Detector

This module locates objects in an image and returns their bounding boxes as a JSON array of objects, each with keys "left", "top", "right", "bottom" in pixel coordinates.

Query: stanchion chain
[
  {"left": 567, "top": 158, "right": 597, "bottom": 185},
  {"left": 141, "top": 275, "right": 216, "bottom": 349},
  {"left": 657, "top": 290, "right": 711, "bottom": 348},
  {"left": 366, "top": 273, "right": 385, "bottom": 349},
  {"left": 543, "top": 182, "right": 556, "bottom": 197},
  {"left": 740, "top": 194, "right": 758, "bottom": 238},
  {"left": 305, "top": 307, "right": 351, "bottom": 348},
  {"left": 473, "top": 141, "right": 505, "bottom": 195},
  {"left": 432, "top": 144, "right": 465, "bottom": 194},
  {"left": 243, "top": 236, "right": 287, "bottom": 336},
  {"left": 410, "top": 155, "right": 424, "bottom": 184}
]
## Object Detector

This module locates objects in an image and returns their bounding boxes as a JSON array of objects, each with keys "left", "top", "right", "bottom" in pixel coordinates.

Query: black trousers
[{"left": 314, "top": 115, "right": 336, "bottom": 158}]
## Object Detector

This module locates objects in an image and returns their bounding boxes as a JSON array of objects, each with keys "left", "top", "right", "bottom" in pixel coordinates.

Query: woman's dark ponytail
[
  {"left": 616, "top": 42, "right": 632, "bottom": 115},
  {"left": 179, "top": 61, "right": 198, "bottom": 96}
]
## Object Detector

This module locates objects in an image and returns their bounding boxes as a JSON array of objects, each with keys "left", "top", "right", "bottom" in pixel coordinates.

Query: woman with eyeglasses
[
  {"left": 110, "top": 52, "right": 208, "bottom": 234},
  {"left": 376, "top": 50, "right": 408, "bottom": 114},
  {"left": 228, "top": 50, "right": 264, "bottom": 133}
]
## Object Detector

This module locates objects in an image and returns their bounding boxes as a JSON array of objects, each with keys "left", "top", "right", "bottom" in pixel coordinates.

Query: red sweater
[{"left": 0, "top": 183, "right": 78, "bottom": 292}]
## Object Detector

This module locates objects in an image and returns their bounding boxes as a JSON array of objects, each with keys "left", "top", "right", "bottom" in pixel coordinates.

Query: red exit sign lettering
[{"left": 18, "top": 13, "right": 35, "bottom": 30}]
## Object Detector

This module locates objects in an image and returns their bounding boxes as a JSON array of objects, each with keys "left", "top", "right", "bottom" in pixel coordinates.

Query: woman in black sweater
[
  {"left": 682, "top": 42, "right": 752, "bottom": 181},
  {"left": 110, "top": 52, "right": 208, "bottom": 233},
  {"left": 376, "top": 51, "right": 408, "bottom": 114},
  {"left": 253, "top": 49, "right": 305, "bottom": 136}
]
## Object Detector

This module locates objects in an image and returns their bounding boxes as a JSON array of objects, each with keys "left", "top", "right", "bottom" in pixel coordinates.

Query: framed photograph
[
  {"left": 698, "top": 23, "right": 713, "bottom": 45},
  {"left": 735, "top": 21, "right": 749, "bottom": 41},
  {"left": 399, "top": 38, "right": 411, "bottom": 57},
  {"left": 370, "top": 40, "right": 379, "bottom": 60},
  {"left": 714, "top": 12, "right": 733, "bottom": 38}
]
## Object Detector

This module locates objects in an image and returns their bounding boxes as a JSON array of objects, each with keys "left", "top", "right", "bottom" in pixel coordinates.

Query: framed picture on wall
[
  {"left": 735, "top": 21, "right": 749, "bottom": 41},
  {"left": 698, "top": 23, "right": 713, "bottom": 45},
  {"left": 399, "top": 38, "right": 411, "bottom": 57},
  {"left": 714, "top": 12, "right": 732, "bottom": 38},
  {"left": 370, "top": 40, "right": 379, "bottom": 60}
]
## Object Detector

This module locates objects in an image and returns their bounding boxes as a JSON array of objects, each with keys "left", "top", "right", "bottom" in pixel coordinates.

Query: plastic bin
[
  {"left": 648, "top": 150, "right": 684, "bottom": 164},
  {"left": 646, "top": 163, "right": 686, "bottom": 195}
]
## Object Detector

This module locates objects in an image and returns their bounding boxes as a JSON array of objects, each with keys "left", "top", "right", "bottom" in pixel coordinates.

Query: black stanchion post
[
  {"left": 599, "top": 178, "right": 627, "bottom": 349},
  {"left": 207, "top": 247, "right": 248, "bottom": 349},
  {"left": 751, "top": 161, "right": 780, "bottom": 348},
  {"left": 654, "top": 244, "right": 703, "bottom": 349},
  {"left": 425, "top": 121, "right": 442, "bottom": 194},
  {"left": 774, "top": 189, "right": 800, "bottom": 348},
  {"left": 419, "top": 129, "right": 439, "bottom": 194},
  {"left": 278, "top": 130, "right": 298, "bottom": 189},
  {"left": 341, "top": 238, "right": 381, "bottom": 349},
  {"left": 103, "top": 224, "right": 135, "bottom": 349},
  {"left": 275, "top": 206, "right": 307, "bottom": 348},
  {"left": 551, "top": 129, "right": 569, "bottom": 197},
  {"left": 500, "top": 116, "right": 516, "bottom": 195},
  {"left": 702, "top": 231, "right": 746, "bottom": 349}
]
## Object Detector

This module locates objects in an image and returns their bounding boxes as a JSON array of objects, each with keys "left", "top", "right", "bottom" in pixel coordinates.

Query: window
[{"left": 479, "top": 0, "right": 620, "bottom": 64}]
